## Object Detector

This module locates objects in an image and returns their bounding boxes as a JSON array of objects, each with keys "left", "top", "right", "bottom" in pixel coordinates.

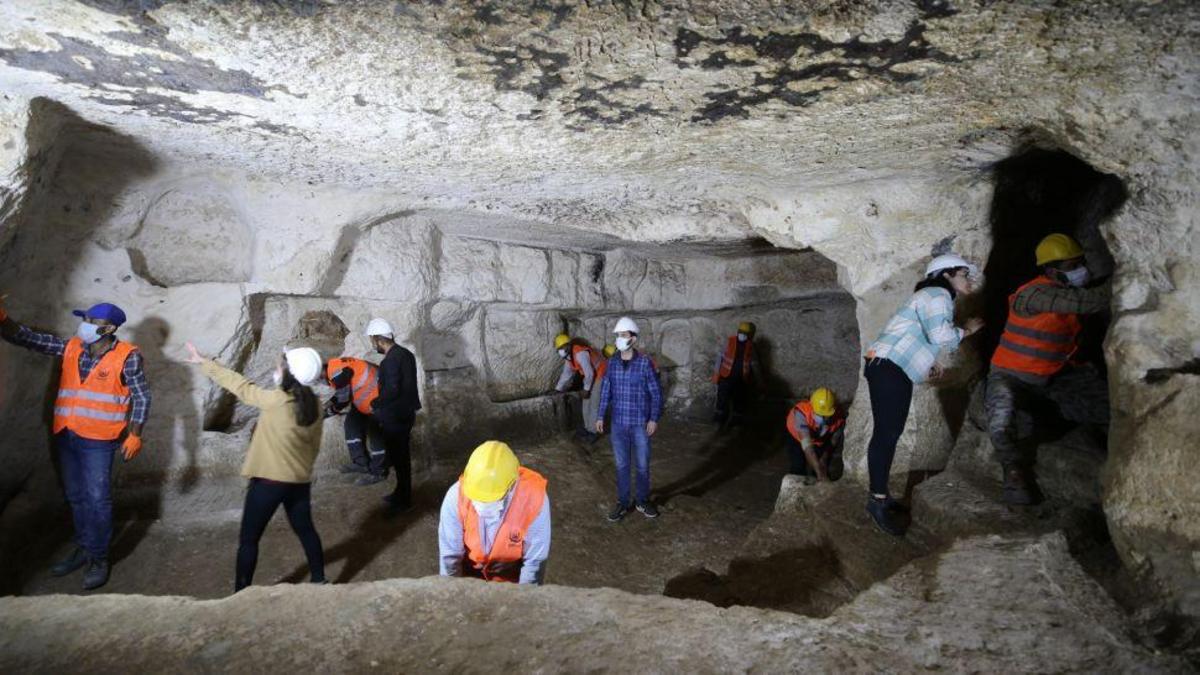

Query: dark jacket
[{"left": 371, "top": 344, "right": 421, "bottom": 425}]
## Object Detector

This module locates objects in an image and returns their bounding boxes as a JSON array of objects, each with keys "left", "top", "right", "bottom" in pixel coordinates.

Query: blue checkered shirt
[
  {"left": 6, "top": 325, "right": 151, "bottom": 425},
  {"left": 867, "top": 287, "right": 964, "bottom": 384},
  {"left": 596, "top": 351, "right": 662, "bottom": 427}
]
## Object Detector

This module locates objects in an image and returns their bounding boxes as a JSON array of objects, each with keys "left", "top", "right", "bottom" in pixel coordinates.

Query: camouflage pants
[{"left": 985, "top": 365, "right": 1110, "bottom": 466}]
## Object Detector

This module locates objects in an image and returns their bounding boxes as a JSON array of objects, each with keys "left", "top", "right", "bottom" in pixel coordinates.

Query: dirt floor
[{"left": 8, "top": 422, "right": 792, "bottom": 599}]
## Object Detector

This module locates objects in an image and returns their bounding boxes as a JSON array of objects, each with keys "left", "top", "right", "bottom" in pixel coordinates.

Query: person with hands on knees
[
  {"left": 0, "top": 297, "right": 151, "bottom": 591},
  {"left": 438, "top": 441, "right": 550, "bottom": 584},
  {"left": 595, "top": 317, "right": 664, "bottom": 522},
  {"left": 862, "top": 254, "right": 983, "bottom": 536},
  {"left": 552, "top": 333, "right": 602, "bottom": 443},
  {"left": 185, "top": 342, "right": 327, "bottom": 593}
]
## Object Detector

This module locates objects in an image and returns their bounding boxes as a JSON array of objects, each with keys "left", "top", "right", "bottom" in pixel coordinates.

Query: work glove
[{"left": 122, "top": 434, "right": 142, "bottom": 461}]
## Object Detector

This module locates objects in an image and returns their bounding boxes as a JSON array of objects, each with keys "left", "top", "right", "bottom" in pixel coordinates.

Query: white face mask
[
  {"left": 1064, "top": 267, "right": 1090, "bottom": 287},
  {"left": 272, "top": 368, "right": 284, "bottom": 386},
  {"left": 737, "top": 333, "right": 748, "bottom": 342},
  {"left": 557, "top": 347, "right": 569, "bottom": 359},
  {"left": 471, "top": 499, "right": 504, "bottom": 518},
  {"left": 76, "top": 321, "right": 107, "bottom": 345},
  {"left": 615, "top": 336, "right": 633, "bottom": 352}
]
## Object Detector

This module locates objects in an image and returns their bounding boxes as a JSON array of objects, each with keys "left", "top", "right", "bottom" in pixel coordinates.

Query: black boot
[
  {"left": 1002, "top": 463, "right": 1043, "bottom": 505},
  {"left": 82, "top": 558, "right": 110, "bottom": 591},
  {"left": 866, "top": 496, "right": 906, "bottom": 536},
  {"left": 50, "top": 546, "right": 88, "bottom": 577}
]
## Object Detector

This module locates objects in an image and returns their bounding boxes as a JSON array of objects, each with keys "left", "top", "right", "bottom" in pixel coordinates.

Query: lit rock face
[{"left": 0, "top": 0, "right": 1197, "bottom": 625}]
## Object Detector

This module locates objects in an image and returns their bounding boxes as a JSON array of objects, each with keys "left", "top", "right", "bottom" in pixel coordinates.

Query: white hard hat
[
  {"left": 284, "top": 347, "right": 323, "bottom": 386},
  {"left": 365, "top": 318, "right": 394, "bottom": 338},
  {"left": 613, "top": 316, "right": 639, "bottom": 334},
  {"left": 925, "top": 254, "right": 978, "bottom": 279}
]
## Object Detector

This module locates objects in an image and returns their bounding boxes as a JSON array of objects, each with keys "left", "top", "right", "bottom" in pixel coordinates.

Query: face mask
[
  {"left": 558, "top": 348, "right": 569, "bottom": 359},
  {"left": 76, "top": 321, "right": 107, "bottom": 345},
  {"left": 615, "top": 337, "right": 632, "bottom": 352},
  {"left": 812, "top": 414, "right": 825, "bottom": 427},
  {"left": 1063, "top": 267, "right": 1090, "bottom": 287},
  {"left": 737, "top": 333, "right": 748, "bottom": 342},
  {"left": 272, "top": 368, "right": 284, "bottom": 386},
  {"left": 471, "top": 499, "right": 504, "bottom": 518}
]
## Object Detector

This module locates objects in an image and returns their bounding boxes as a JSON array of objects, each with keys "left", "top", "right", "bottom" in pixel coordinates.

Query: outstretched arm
[{"left": 186, "top": 342, "right": 274, "bottom": 409}]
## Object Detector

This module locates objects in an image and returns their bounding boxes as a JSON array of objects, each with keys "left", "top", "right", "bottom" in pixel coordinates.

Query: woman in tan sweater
[{"left": 186, "top": 342, "right": 326, "bottom": 592}]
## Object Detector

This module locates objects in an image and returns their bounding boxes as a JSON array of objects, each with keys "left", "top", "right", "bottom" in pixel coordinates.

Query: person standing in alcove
[
  {"left": 862, "top": 255, "right": 984, "bottom": 536},
  {"left": 365, "top": 318, "right": 422, "bottom": 515},
  {"left": 986, "top": 234, "right": 1111, "bottom": 506},
  {"left": 0, "top": 298, "right": 151, "bottom": 591},
  {"left": 711, "top": 321, "right": 763, "bottom": 427}
]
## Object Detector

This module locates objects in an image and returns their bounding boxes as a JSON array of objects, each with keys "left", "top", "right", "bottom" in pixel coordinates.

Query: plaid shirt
[
  {"left": 7, "top": 325, "right": 151, "bottom": 425},
  {"left": 1013, "top": 278, "right": 1109, "bottom": 317},
  {"left": 596, "top": 351, "right": 662, "bottom": 427},
  {"left": 867, "top": 287, "right": 963, "bottom": 384}
]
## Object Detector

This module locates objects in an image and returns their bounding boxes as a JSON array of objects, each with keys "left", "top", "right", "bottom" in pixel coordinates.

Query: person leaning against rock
[
  {"left": 862, "top": 254, "right": 984, "bottom": 536},
  {"left": 185, "top": 342, "right": 327, "bottom": 593},
  {"left": 0, "top": 298, "right": 151, "bottom": 591}
]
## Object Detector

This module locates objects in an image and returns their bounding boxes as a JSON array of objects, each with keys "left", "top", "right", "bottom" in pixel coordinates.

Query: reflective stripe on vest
[
  {"left": 785, "top": 400, "right": 845, "bottom": 447},
  {"left": 327, "top": 358, "right": 380, "bottom": 415},
  {"left": 714, "top": 336, "right": 752, "bottom": 382},
  {"left": 53, "top": 337, "right": 136, "bottom": 441},
  {"left": 990, "top": 276, "right": 1082, "bottom": 378},
  {"left": 457, "top": 467, "right": 548, "bottom": 583}
]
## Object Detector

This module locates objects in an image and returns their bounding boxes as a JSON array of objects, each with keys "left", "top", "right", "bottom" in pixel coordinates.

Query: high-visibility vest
[
  {"left": 713, "top": 336, "right": 752, "bottom": 383},
  {"left": 595, "top": 358, "right": 609, "bottom": 384},
  {"left": 786, "top": 400, "right": 846, "bottom": 447},
  {"left": 457, "top": 467, "right": 548, "bottom": 583},
  {"left": 991, "top": 276, "right": 1082, "bottom": 378},
  {"left": 325, "top": 357, "right": 380, "bottom": 415},
  {"left": 53, "top": 337, "right": 136, "bottom": 441},
  {"left": 566, "top": 343, "right": 599, "bottom": 376}
]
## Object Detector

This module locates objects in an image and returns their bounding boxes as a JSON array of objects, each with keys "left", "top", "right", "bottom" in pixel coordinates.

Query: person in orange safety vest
[
  {"left": 711, "top": 321, "right": 762, "bottom": 426},
  {"left": 785, "top": 388, "right": 847, "bottom": 482},
  {"left": 324, "top": 356, "right": 388, "bottom": 485}
]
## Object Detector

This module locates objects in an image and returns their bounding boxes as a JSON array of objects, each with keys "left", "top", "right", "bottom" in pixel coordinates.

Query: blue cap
[{"left": 73, "top": 303, "right": 127, "bottom": 327}]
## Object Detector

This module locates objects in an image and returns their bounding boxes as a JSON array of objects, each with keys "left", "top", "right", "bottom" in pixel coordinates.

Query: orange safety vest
[
  {"left": 990, "top": 276, "right": 1082, "bottom": 378},
  {"left": 595, "top": 358, "right": 609, "bottom": 384},
  {"left": 786, "top": 400, "right": 846, "bottom": 447},
  {"left": 713, "top": 336, "right": 752, "bottom": 383},
  {"left": 325, "top": 357, "right": 380, "bottom": 415},
  {"left": 457, "top": 467, "right": 548, "bottom": 583},
  {"left": 566, "top": 343, "right": 600, "bottom": 376},
  {"left": 53, "top": 338, "right": 136, "bottom": 441}
]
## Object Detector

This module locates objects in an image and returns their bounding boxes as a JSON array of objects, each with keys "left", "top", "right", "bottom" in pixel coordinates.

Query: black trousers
[
  {"left": 380, "top": 415, "right": 415, "bottom": 507},
  {"left": 864, "top": 357, "right": 913, "bottom": 496},
  {"left": 344, "top": 407, "right": 388, "bottom": 476},
  {"left": 785, "top": 435, "right": 844, "bottom": 478},
  {"left": 714, "top": 377, "right": 747, "bottom": 421},
  {"left": 236, "top": 478, "right": 325, "bottom": 592}
]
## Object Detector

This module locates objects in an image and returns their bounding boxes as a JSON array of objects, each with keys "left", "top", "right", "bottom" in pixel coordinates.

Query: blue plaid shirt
[
  {"left": 597, "top": 351, "right": 663, "bottom": 427},
  {"left": 6, "top": 325, "right": 151, "bottom": 425}
]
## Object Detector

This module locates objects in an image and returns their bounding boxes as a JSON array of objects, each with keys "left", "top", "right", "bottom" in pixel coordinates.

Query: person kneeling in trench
[
  {"left": 785, "top": 387, "right": 846, "bottom": 482},
  {"left": 438, "top": 441, "right": 551, "bottom": 584},
  {"left": 186, "top": 342, "right": 327, "bottom": 592}
]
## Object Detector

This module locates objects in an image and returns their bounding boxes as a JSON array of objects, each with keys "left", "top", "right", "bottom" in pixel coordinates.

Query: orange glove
[{"left": 122, "top": 434, "right": 142, "bottom": 461}]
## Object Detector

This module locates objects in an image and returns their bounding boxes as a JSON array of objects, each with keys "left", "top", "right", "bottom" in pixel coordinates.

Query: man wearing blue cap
[{"left": 0, "top": 298, "right": 152, "bottom": 590}]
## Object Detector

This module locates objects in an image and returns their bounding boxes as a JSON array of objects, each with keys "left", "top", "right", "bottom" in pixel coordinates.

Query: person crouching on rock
[
  {"left": 438, "top": 441, "right": 550, "bottom": 584},
  {"left": 185, "top": 342, "right": 327, "bottom": 592},
  {"left": 862, "top": 254, "right": 983, "bottom": 536},
  {"left": 785, "top": 387, "right": 846, "bottom": 482}
]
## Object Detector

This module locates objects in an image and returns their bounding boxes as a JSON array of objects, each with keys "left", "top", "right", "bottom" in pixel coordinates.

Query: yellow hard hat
[
  {"left": 737, "top": 321, "right": 754, "bottom": 334},
  {"left": 810, "top": 387, "right": 836, "bottom": 417},
  {"left": 1035, "top": 234, "right": 1084, "bottom": 266},
  {"left": 462, "top": 441, "right": 520, "bottom": 502},
  {"left": 603, "top": 344, "right": 616, "bottom": 358},
  {"left": 553, "top": 333, "right": 570, "bottom": 349}
]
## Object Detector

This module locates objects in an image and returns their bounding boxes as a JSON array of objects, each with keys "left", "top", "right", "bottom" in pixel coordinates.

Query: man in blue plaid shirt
[
  {"left": 595, "top": 316, "right": 663, "bottom": 521},
  {"left": 0, "top": 298, "right": 151, "bottom": 591}
]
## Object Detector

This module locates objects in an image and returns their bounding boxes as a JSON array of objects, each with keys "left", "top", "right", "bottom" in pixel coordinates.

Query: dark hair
[
  {"left": 913, "top": 267, "right": 966, "bottom": 300},
  {"left": 280, "top": 369, "right": 320, "bottom": 427}
]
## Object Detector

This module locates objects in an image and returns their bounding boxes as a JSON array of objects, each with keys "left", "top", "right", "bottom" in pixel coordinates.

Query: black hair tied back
[{"left": 280, "top": 369, "right": 320, "bottom": 427}]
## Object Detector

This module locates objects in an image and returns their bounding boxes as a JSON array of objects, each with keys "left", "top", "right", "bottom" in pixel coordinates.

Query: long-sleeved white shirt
[
  {"left": 555, "top": 349, "right": 595, "bottom": 392},
  {"left": 438, "top": 481, "right": 551, "bottom": 585}
]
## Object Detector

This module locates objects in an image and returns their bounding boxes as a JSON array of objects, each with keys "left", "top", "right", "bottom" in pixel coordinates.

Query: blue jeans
[
  {"left": 610, "top": 422, "right": 652, "bottom": 505},
  {"left": 55, "top": 430, "right": 119, "bottom": 561}
]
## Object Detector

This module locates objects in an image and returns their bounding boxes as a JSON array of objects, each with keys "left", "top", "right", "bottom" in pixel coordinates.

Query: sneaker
[
  {"left": 50, "top": 546, "right": 88, "bottom": 577},
  {"left": 635, "top": 502, "right": 660, "bottom": 518},
  {"left": 607, "top": 502, "right": 630, "bottom": 522},
  {"left": 1002, "top": 464, "right": 1042, "bottom": 505},
  {"left": 866, "top": 497, "right": 906, "bottom": 537},
  {"left": 339, "top": 463, "right": 368, "bottom": 475},
  {"left": 82, "top": 558, "right": 110, "bottom": 591},
  {"left": 355, "top": 473, "right": 387, "bottom": 486}
]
